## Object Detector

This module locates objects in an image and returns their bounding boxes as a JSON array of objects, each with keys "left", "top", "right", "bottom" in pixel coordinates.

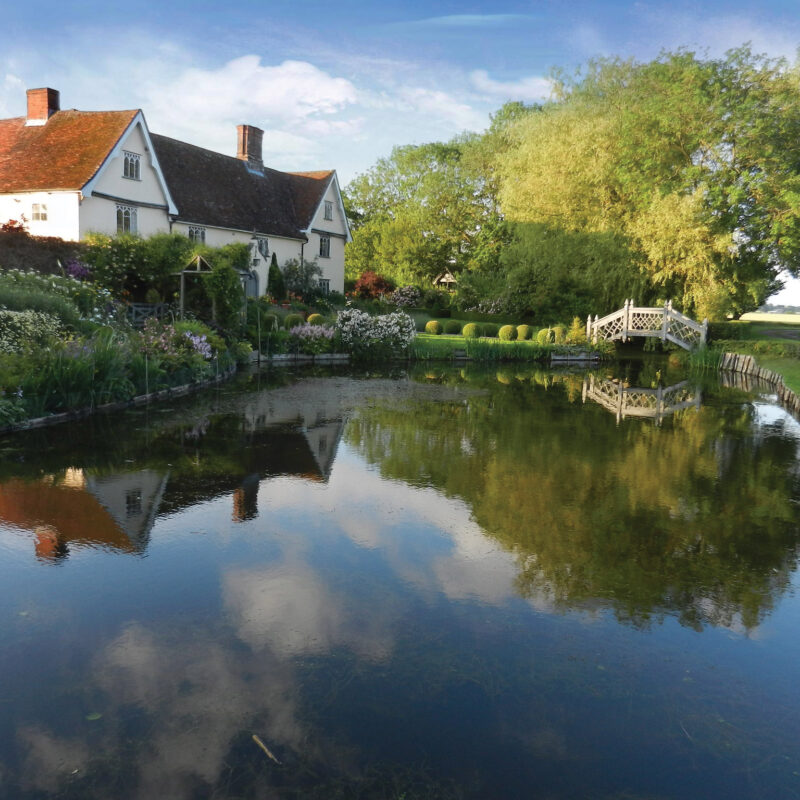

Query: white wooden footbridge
[{"left": 587, "top": 300, "right": 707, "bottom": 350}]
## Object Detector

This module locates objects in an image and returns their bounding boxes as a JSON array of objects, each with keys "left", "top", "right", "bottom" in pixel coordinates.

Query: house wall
[
  {"left": 171, "top": 221, "right": 304, "bottom": 297},
  {"left": 0, "top": 191, "right": 81, "bottom": 240},
  {"left": 80, "top": 121, "right": 170, "bottom": 238},
  {"left": 305, "top": 179, "right": 348, "bottom": 294}
]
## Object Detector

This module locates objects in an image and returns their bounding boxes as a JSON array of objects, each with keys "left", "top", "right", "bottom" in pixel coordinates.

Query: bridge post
[
  {"left": 586, "top": 315, "right": 592, "bottom": 341},
  {"left": 622, "top": 299, "right": 630, "bottom": 342},
  {"left": 593, "top": 315, "right": 599, "bottom": 344},
  {"left": 661, "top": 301, "right": 669, "bottom": 342}
]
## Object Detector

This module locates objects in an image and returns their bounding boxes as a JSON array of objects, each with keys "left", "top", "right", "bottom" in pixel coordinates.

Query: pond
[{"left": 0, "top": 363, "right": 799, "bottom": 799}]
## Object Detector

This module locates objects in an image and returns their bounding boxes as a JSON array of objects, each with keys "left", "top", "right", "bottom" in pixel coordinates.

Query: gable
[{"left": 0, "top": 109, "right": 138, "bottom": 193}]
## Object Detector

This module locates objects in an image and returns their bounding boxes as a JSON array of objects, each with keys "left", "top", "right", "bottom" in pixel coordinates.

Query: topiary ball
[
  {"left": 482, "top": 323, "right": 499, "bottom": 337},
  {"left": 552, "top": 324, "right": 567, "bottom": 344},
  {"left": 263, "top": 313, "right": 279, "bottom": 331},
  {"left": 517, "top": 324, "right": 532, "bottom": 341},
  {"left": 444, "top": 319, "right": 462, "bottom": 335},
  {"left": 499, "top": 324, "right": 517, "bottom": 341},
  {"left": 425, "top": 320, "right": 443, "bottom": 335},
  {"left": 537, "top": 328, "right": 554, "bottom": 344},
  {"left": 284, "top": 313, "right": 304, "bottom": 330},
  {"left": 307, "top": 313, "right": 325, "bottom": 326},
  {"left": 462, "top": 323, "right": 480, "bottom": 339}
]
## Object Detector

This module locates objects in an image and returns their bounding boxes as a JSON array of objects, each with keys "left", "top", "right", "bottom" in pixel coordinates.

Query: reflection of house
[
  {"left": 0, "top": 468, "right": 167, "bottom": 560},
  {"left": 0, "top": 87, "right": 350, "bottom": 293}
]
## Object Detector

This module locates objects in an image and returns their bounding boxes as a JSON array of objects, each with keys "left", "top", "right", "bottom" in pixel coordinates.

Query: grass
[{"left": 740, "top": 312, "right": 800, "bottom": 324}]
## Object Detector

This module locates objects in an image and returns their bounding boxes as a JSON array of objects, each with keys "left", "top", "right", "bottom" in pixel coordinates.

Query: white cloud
[
  {"left": 397, "top": 86, "right": 487, "bottom": 131},
  {"left": 405, "top": 14, "right": 537, "bottom": 28},
  {"left": 470, "top": 70, "right": 552, "bottom": 102}
]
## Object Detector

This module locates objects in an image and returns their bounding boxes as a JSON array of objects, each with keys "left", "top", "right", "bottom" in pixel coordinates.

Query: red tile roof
[
  {"left": 0, "top": 109, "right": 138, "bottom": 192},
  {"left": 288, "top": 171, "right": 334, "bottom": 229}
]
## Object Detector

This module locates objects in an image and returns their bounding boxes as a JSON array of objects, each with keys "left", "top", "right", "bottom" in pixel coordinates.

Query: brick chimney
[
  {"left": 26, "top": 88, "right": 60, "bottom": 126},
  {"left": 237, "top": 124, "right": 263, "bottom": 171}
]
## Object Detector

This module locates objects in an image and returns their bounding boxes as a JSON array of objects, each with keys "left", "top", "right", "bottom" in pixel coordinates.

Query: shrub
[
  {"left": 353, "top": 270, "right": 394, "bottom": 299},
  {"left": 517, "top": 324, "right": 533, "bottom": 341},
  {"left": 282, "top": 257, "right": 323, "bottom": 301},
  {"left": 552, "top": 324, "right": 567, "bottom": 344},
  {"left": 462, "top": 323, "right": 481, "bottom": 339},
  {"left": 288, "top": 322, "right": 336, "bottom": 354},
  {"left": 335, "top": 308, "right": 416, "bottom": 360},
  {"left": 422, "top": 289, "right": 450, "bottom": 311},
  {"left": 425, "top": 320, "right": 443, "bottom": 335},
  {"left": 267, "top": 253, "right": 286, "bottom": 301},
  {"left": 482, "top": 323, "right": 499, "bottom": 338},
  {"left": 284, "top": 313, "right": 304, "bottom": 330},
  {"left": 499, "top": 324, "right": 517, "bottom": 341},
  {"left": 537, "top": 328, "right": 554, "bottom": 344},
  {"left": 307, "top": 313, "right": 325, "bottom": 326},
  {"left": 707, "top": 321, "right": 752, "bottom": 341},
  {"left": 0, "top": 310, "right": 63, "bottom": 354},
  {"left": 389, "top": 285, "right": 422, "bottom": 307},
  {"left": 566, "top": 317, "right": 587, "bottom": 344},
  {"left": 444, "top": 320, "right": 462, "bottom": 334},
  {"left": 263, "top": 313, "right": 279, "bottom": 331}
]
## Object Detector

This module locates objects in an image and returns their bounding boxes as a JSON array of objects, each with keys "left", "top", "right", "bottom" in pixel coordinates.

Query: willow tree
[{"left": 498, "top": 48, "right": 800, "bottom": 318}]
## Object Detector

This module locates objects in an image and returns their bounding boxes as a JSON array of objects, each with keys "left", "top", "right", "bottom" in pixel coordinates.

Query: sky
[{"left": 2, "top": 0, "right": 800, "bottom": 303}]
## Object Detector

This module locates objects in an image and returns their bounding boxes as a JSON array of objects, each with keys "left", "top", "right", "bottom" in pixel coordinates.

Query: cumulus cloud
[{"left": 470, "top": 70, "right": 552, "bottom": 102}]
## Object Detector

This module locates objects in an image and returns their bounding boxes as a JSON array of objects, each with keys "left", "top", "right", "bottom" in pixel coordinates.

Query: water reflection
[
  {"left": 582, "top": 375, "right": 701, "bottom": 424},
  {"left": 1, "top": 366, "right": 800, "bottom": 799}
]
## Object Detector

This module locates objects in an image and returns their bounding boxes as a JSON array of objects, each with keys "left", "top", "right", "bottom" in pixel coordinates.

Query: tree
[
  {"left": 497, "top": 48, "right": 800, "bottom": 319},
  {"left": 282, "top": 257, "right": 322, "bottom": 300}
]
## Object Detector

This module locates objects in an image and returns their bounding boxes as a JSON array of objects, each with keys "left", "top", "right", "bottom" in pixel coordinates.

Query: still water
[{"left": 0, "top": 363, "right": 799, "bottom": 799}]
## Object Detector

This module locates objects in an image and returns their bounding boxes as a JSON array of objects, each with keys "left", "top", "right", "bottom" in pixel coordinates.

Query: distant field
[{"left": 740, "top": 312, "right": 800, "bottom": 324}]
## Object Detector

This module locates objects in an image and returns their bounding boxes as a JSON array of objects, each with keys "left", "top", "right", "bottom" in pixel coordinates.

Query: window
[
  {"left": 318, "top": 278, "right": 330, "bottom": 295},
  {"left": 116, "top": 204, "right": 138, "bottom": 234},
  {"left": 188, "top": 226, "right": 206, "bottom": 244},
  {"left": 324, "top": 200, "right": 333, "bottom": 220},
  {"left": 257, "top": 237, "right": 269, "bottom": 258},
  {"left": 319, "top": 235, "right": 330, "bottom": 258},
  {"left": 31, "top": 203, "right": 47, "bottom": 221},
  {"left": 123, "top": 151, "right": 141, "bottom": 180}
]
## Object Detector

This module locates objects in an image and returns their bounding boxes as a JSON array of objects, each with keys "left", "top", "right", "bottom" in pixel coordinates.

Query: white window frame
[
  {"left": 257, "top": 237, "right": 269, "bottom": 258},
  {"left": 324, "top": 200, "right": 333, "bottom": 220},
  {"left": 318, "top": 278, "right": 330, "bottom": 295},
  {"left": 123, "top": 151, "right": 141, "bottom": 180},
  {"left": 188, "top": 226, "right": 206, "bottom": 244},
  {"left": 31, "top": 203, "right": 47, "bottom": 221},
  {"left": 116, "top": 204, "right": 138, "bottom": 234},
  {"left": 319, "top": 235, "right": 331, "bottom": 258}
]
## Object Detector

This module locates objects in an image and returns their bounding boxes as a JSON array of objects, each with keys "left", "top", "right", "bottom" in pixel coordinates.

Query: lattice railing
[{"left": 587, "top": 300, "right": 707, "bottom": 350}]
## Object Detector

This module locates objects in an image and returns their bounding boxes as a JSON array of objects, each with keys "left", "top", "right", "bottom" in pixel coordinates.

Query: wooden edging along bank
[{"left": 720, "top": 351, "right": 800, "bottom": 417}]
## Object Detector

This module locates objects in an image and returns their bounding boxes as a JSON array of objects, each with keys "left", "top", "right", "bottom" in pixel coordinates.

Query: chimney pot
[
  {"left": 26, "top": 88, "right": 60, "bottom": 125},
  {"left": 237, "top": 124, "right": 264, "bottom": 171}
]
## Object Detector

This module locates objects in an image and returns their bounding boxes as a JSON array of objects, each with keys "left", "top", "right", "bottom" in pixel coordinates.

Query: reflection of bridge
[
  {"left": 587, "top": 300, "right": 707, "bottom": 350},
  {"left": 582, "top": 376, "right": 701, "bottom": 424}
]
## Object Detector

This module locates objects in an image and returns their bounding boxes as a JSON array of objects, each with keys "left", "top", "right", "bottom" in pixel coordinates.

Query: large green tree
[{"left": 498, "top": 48, "right": 800, "bottom": 319}]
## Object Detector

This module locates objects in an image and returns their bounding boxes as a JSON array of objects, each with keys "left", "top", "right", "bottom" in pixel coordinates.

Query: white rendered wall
[
  {"left": 305, "top": 179, "right": 347, "bottom": 293},
  {"left": 0, "top": 191, "right": 81, "bottom": 241}
]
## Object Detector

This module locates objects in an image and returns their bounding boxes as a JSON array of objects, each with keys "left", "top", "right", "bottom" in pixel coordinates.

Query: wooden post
[
  {"left": 661, "top": 300, "right": 669, "bottom": 342},
  {"left": 179, "top": 272, "right": 185, "bottom": 320},
  {"left": 593, "top": 315, "right": 599, "bottom": 344},
  {"left": 622, "top": 299, "right": 629, "bottom": 342}
]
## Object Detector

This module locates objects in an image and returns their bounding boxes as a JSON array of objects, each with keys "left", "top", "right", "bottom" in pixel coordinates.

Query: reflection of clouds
[
  {"left": 259, "top": 449, "right": 525, "bottom": 608},
  {"left": 18, "top": 726, "right": 90, "bottom": 793},
  {"left": 95, "top": 623, "right": 303, "bottom": 798},
  {"left": 18, "top": 621, "right": 306, "bottom": 800},
  {"left": 223, "top": 563, "right": 395, "bottom": 661}
]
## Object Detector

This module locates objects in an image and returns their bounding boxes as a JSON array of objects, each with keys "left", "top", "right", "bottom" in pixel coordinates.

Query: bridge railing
[
  {"left": 587, "top": 300, "right": 707, "bottom": 351},
  {"left": 582, "top": 376, "right": 701, "bottom": 425}
]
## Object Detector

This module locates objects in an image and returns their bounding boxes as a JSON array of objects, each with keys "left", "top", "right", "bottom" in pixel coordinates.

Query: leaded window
[
  {"left": 123, "top": 151, "right": 141, "bottom": 180},
  {"left": 324, "top": 200, "right": 333, "bottom": 220},
  {"left": 116, "top": 204, "right": 137, "bottom": 234},
  {"left": 188, "top": 226, "right": 206, "bottom": 244},
  {"left": 319, "top": 235, "right": 330, "bottom": 258}
]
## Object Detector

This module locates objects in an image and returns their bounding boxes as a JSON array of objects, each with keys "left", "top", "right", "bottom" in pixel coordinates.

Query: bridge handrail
[{"left": 593, "top": 308, "right": 625, "bottom": 328}]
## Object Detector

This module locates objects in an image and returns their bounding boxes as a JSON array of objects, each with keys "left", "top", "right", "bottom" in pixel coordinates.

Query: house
[{"left": 0, "top": 88, "right": 350, "bottom": 294}]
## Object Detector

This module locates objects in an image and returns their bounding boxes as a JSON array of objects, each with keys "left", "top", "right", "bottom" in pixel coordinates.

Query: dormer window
[
  {"left": 123, "top": 151, "right": 141, "bottom": 180},
  {"left": 324, "top": 201, "right": 333, "bottom": 220},
  {"left": 188, "top": 226, "right": 206, "bottom": 244}
]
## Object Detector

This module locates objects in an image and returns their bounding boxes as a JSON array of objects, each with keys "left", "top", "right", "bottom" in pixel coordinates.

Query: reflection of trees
[{"left": 346, "top": 368, "right": 800, "bottom": 630}]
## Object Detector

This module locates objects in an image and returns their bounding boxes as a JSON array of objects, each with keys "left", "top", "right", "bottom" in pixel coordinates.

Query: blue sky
[{"left": 2, "top": 1, "right": 800, "bottom": 302}]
